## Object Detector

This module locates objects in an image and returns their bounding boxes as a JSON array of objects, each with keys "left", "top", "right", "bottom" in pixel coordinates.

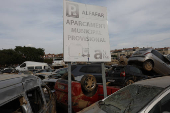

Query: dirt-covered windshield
[{"left": 100, "top": 84, "right": 163, "bottom": 113}]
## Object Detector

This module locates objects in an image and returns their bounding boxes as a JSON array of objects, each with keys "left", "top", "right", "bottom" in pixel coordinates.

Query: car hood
[{"left": 77, "top": 102, "right": 106, "bottom": 113}]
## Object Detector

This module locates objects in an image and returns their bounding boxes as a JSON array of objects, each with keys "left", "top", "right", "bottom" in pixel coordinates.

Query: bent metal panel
[{"left": 63, "top": 0, "right": 111, "bottom": 62}]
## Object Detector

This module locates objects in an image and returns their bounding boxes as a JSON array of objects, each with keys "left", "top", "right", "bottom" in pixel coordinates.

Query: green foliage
[
  {"left": 44, "top": 59, "right": 53, "bottom": 64},
  {"left": 0, "top": 46, "right": 45, "bottom": 65},
  {"left": 111, "top": 55, "right": 117, "bottom": 58}
]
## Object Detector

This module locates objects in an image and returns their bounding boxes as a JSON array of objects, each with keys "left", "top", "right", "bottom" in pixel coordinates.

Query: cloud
[
  {"left": 25, "top": 44, "right": 33, "bottom": 47},
  {"left": 0, "top": 0, "right": 170, "bottom": 54}
]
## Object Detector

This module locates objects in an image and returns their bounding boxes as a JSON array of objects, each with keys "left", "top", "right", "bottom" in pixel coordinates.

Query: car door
[
  {"left": 26, "top": 86, "right": 45, "bottom": 113},
  {"left": 20, "top": 63, "right": 27, "bottom": 71},
  {"left": 41, "top": 85, "right": 56, "bottom": 113}
]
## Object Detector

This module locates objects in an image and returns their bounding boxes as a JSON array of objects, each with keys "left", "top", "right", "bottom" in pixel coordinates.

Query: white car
[{"left": 52, "top": 58, "right": 65, "bottom": 67}]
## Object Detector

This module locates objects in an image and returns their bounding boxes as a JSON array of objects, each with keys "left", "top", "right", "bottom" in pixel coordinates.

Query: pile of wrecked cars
[
  {"left": 1, "top": 48, "right": 170, "bottom": 113},
  {"left": 54, "top": 48, "right": 170, "bottom": 113}
]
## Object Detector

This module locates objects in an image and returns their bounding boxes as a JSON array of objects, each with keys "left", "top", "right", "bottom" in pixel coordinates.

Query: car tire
[
  {"left": 61, "top": 73, "right": 75, "bottom": 81},
  {"left": 143, "top": 61, "right": 153, "bottom": 71},
  {"left": 81, "top": 74, "right": 97, "bottom": 92},
  {"left": 124, "top": 79, "right": 134, "bottom": 86}
]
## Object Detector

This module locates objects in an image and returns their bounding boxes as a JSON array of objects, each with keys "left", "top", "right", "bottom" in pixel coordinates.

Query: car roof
[
  {"left": 0, "top": 74, "right": 40, "bottom": 105},
  {"left": 135, "top": 76, "right": 170, "bottom": 88},
  {"left": 0, "top": 74, "right": 38, "bottom": 89}
]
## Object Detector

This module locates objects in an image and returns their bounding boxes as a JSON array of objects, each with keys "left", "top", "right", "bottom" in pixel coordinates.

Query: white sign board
[{"left": 63, "top": 0, "right": 111, "bottom": 62}]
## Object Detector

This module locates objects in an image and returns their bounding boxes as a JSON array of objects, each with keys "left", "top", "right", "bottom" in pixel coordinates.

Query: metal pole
[
  {"left": 101, "top": 63, "right": 107, "bottom": 98},
  {"left": 68, "top": 62, "right": 72, "bottom": 113}
]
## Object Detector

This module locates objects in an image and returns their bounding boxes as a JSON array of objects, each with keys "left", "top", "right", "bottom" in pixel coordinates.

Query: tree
[
  {"left": 0, "top": 49, "right": 23, "bottom": 66},
  {"left": 14, "top": 46, "right": 44, "bottom": 62},
  {"left": 44, "top": 59, "right": 53, "bottom": 64},
  {"left": 0, "top": 46, "right": 45, "bottom": 66}
]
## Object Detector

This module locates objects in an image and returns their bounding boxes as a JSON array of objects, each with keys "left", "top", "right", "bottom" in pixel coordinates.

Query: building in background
[
  {"left": 44, "top": 53, "right": 63, "bottom": 59},
  {"left": 44, "top": 47, "right": 170, "bottom": 60}
]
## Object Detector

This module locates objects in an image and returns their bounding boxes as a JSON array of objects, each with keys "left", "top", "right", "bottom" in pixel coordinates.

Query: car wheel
[
  {"left": 81, "top": 74, "right": 97, "bottom": 92},
  {"left": 143, "top": 61, "right": 153, "bottom": 71},
  {"left": 61, "top": 73, "right": 75, "bottom": 81},
  {"left": 125, "top": 79, "right": 134, "bottom": 86}
]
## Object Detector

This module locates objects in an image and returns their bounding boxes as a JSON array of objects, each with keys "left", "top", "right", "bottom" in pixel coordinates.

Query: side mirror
[{"left": 21, "top": 104, "right": 27, "bottom": 113}]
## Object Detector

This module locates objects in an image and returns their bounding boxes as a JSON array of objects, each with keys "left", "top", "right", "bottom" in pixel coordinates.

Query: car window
[
  {"left": 86, "top": 66, "right": 101, "bottom": 73},
  {"left": 79, "top": 66, "right": 87, "bottom": 73},
  {"left": 26, "top": 87, "right": 44, "bottom": 113},
  {"left": 28, "top": 66, "right": 34, "bottom": 70},
  {"left": 100, "top": 84, "right": 163, "bottom": 113},
  {"left": 35, "top": 66, "right": 42, "bottom": 69},
  {"left": 149, "top": 93, "right": 170, "bottom": 113},
  {"left": 58, "top": 69, "right": 67, "bottom": 74},
  {"left": 71, "top": 65, "right": 77, "bottom": 71},
  {"left": 0, "top": 96, "right": 25, "bottom": 113},
  {"left": 20, "top": 63, "right": 26, "bottom": 67}
]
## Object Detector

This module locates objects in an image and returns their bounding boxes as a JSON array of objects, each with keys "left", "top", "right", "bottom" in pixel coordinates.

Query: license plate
[{"left": 58, "top": 84, "right": 65, "bottom": 89}]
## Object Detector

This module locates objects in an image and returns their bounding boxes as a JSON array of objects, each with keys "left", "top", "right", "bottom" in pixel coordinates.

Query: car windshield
[
  {"left": 100, "top": 84, "right": 163, "bottom": 113},
  {"left": 55, "top": 68, "right": 68, "bottom": 73}
]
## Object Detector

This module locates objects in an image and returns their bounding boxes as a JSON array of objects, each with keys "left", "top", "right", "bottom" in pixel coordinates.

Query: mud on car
[
  {"left": 79, "top": 76, "right": 170, "bottom": 113},
  {"left": 0, "top": 74, "right": 56, "bottom": 113}
]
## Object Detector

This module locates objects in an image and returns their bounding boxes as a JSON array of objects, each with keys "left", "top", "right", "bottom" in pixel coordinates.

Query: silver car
[
  {"left": 128, "top": 48, "right": 170, "bottom": 76},
  {"left": 78, "top": 76, "right": 170, "bottom": 113}
]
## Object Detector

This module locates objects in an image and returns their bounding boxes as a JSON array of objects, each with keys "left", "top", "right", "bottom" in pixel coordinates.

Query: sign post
[
  {"left": 63, "top": 0, "right": 111, "bottom": 112},
  {"left": 101, "top": 63, "right": 107, "bottom": 98},
  {"left": 68, "top": 62, "right": 72, "bottom": 113}
]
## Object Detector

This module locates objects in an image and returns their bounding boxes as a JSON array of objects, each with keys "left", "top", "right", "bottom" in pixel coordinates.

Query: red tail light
[
  {"left": 105, "top": 72, "right": 108, "bottom": 77},
  {"left": 120, "top": 71, "right": 125, "bottom": 77},
  {"left": 144, "top": 52, "right": 151, "bottom": 55}
]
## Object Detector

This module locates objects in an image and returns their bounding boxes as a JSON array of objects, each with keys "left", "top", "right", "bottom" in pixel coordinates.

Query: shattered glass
[{"left": 100, "top": 84, "right": 163, "bottom": 113}]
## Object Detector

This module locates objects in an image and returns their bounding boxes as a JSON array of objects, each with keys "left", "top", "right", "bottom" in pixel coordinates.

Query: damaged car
[
  {"left": 0, "top": 74, "right": 56, "bottom": 113},
  {"left": 128, "top": 48, "right": 170, "bottom": 76},
  {"left": 78, "top": 76, "right": 170, "bottom": 113}
]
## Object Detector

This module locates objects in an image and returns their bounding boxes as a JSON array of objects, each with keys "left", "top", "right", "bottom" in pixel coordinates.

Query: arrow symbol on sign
[{"left": 82, "top": 54, "right": 87, "bottom": 57}]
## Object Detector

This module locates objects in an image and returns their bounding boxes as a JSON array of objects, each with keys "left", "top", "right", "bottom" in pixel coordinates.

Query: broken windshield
[{"left": 100, "top": 84, "right": 163, "bottom": 113}]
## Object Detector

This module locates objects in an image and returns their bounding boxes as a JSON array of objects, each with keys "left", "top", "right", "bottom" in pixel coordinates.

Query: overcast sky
[{"left": 0, "top": 0, "right": 170, "bottom": 54}]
